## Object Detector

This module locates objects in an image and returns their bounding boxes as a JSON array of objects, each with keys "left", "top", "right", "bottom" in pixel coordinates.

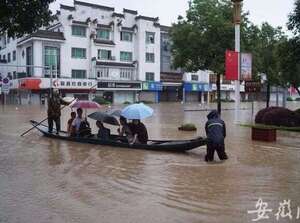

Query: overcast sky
[{"left": 51, "top": 0, "right": 296, "bottom": 30}]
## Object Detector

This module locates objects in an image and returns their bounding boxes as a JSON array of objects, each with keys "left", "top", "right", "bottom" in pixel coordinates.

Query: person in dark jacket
[
  {"left": 47, "top": 89, "right": 66, "bottom": 134},
  {"left": 205, "top": 110, "right": 228, "bottom": 162},
  {"left": 128, "top": 119, "right": 148, "bottom": 144}
]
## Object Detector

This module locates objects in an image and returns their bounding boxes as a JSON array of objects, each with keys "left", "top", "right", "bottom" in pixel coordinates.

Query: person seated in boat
[
  {"left": 67, "top": 111, "right": 76, "bottom": 136},
  {"left": 128, "top": 119, "right": 148, "bottom": 144},
  {"left": 118, "top": 116, "right": 134, "bottom": 144},
  {"left": 71, "top": 108, "right": 91, "bottom": 137},
  {"left": 96, "top": 120, "right": 110, "bottom": 140}
]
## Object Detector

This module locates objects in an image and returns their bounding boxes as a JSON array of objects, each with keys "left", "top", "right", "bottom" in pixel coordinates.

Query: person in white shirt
[{"left": 71, "top": 108, "right": 83, "bottom": 135}]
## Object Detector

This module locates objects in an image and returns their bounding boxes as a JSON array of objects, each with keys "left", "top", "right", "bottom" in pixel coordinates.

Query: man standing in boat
[
  {"left": 205, "top": 110, "right": 228, "bottom": 162},
  {"left": 47, "top": 89, "right": 66, "bottom": 134}
]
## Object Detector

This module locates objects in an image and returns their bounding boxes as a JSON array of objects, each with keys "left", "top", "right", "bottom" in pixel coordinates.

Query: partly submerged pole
[{"left": 232, "top": 0, "right": 243, "bottom": 123}]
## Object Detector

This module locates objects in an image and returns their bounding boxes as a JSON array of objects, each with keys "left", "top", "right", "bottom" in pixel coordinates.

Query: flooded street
[{"left": 0, "top": 102, "right": 300, "bottom": 223}]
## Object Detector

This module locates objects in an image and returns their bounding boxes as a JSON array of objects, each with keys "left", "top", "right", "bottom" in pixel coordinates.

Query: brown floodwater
[{"left": 0, "top": 102, "right": 300, "bottom": 223}]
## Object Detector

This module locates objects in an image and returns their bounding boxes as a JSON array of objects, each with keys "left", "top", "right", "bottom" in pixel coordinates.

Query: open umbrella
[
  {"left": 121, "top": 103, "right": 153, "bottom": 120},
  {"left": 71, "top": 100, "right": 101, "bottom": 109},
  {"left": 88, "top": 112, "right": 119, "bottom": 126},
  {"left": 106, "top": 109, "right": 122, "bottom": 117}
]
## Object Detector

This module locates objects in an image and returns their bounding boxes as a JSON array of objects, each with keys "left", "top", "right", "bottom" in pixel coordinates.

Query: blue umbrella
[{"left": 121, "top": 103, "right": 153, "bottom": 120}]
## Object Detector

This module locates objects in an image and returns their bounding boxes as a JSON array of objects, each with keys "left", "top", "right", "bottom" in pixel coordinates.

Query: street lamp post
[{"left": 232, "top": 0, "right": 243, "bottom": 123}]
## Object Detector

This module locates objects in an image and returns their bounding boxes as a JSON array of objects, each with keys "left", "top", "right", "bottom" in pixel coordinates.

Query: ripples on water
[{"left": 0, "top": 103, "right": 300, "bottom": 223}]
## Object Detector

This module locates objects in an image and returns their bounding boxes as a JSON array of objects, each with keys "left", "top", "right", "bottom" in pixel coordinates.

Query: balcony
[{"left": 95, "top": 60, "right": 137, "bottom": 81}]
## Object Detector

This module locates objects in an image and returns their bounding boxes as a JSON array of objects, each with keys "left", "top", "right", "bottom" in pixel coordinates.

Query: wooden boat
[{"left": 30, "top": 120, "right": 207, "bottom": 152}]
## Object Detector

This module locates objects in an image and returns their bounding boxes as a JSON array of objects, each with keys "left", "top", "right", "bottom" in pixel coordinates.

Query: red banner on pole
[{"left": 225, "top": 50, "right": 239, "bottom": 80}]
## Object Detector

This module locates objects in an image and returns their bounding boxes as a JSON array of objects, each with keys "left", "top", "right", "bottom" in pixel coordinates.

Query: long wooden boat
[{"left": 30, "top": 120, "right": 207, "bottom": 152}]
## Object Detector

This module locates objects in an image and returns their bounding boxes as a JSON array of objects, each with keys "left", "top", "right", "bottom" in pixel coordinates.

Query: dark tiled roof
[
  {"left": 60, "top": 4, "right": 75, "bottom": 11},
  {"left": 160, "top": 72, "right": 183, "bottom": 82},
  {"left": 46, "top": 22, "right": 62, "bottom": 30},
  {"left": 96, "top": 61, "right": 135, "bottom": 68},
  {"left": 121, "top": 26, "right": 135, "bottom": 32},
  {"left": 112, "top": 12, "right": 125, "bottom": 18},
  {"left": 17, "top": 30, "right": 65, "bottom": 44},
  {"left": 123, "top": 8, "right": 138, "bottom": 15},
  {"left": 135, "top": 15, "right": 159, "bottom": 22},
  {"left": 74, "top": 0, "right": 114, "bottom": 11},
  {"left": 93, "top": 39, "right": 115, "bottom": 45},
  {"left": 72, "top": 20, "right": 88, "bottom": 25},
  {"left": 97, "top": 23, "right": 112, "bottom": 29},
  {"left": 160, "top": 25, "right": 171, "bottom": 32}
]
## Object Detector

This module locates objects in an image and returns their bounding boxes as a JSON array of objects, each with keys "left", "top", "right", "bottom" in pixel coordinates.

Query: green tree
[
  {"left": 288, "top": 0, "right": 300, "bottom": 36},
  {"left": 255, "top": 23, "right": 286, "bottom": 107},
  {"left": 0, "top": 0, "right": 55, "bottom": 37},
  {"left": 171, "top": 0, "right": 235, "bottom": 114},
  {"left": 278, "top": 37, "right": 300, "bottom": 96}
]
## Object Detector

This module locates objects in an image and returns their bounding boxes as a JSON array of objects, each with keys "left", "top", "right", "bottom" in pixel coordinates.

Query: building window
[
  {"left": 3, "top": 55, "right": 5, "bottom": 60},
  {"left": 191, "top": 75, "right": 199, "bottom": 81},
  {"left": 13, "top": 71, "right": 16, "bottom": 79},
  {"left": 146, "top": 72, "right": 155, "bottom": 81},
  {"left": 72, "top": 82, "right": 76, "bottom": 86},
  {"left": 26, "top": 46, "right": 33, "bottom": 76},
  {"left": 97, "top": 68, "right": 109, "bottom": 78},
  {"left": 71, "top": 48, "right": 86, "bottom": 59},
  {"left": 44, "top": 46, "right": 60, "bottom": 77},
  {"left": 120, "top": 31, "right": 133, "bottom": 42},
  {"left": 72, "top": 69, "right": 86, "bottom": 79},
  {"left": 88, "top": 82, "right": 92, "bottom": 86},
  {"left": 61, "top": 81, "right": 65, "bottom": 86},
  {"left": 78, "top": 82, "right": 82, "bottom": 86},
  {"left": 146, "top": 32, "right": 155, "bottom": 44},
  {"left": 83, "top": 82, "right": 87, "bottom": 86},
  {"left": 120, "top": 69, "right": 133, "bottom": 79},
  {"left": 146, "top": 53, "right": 155, "bottom": 63},
  {"left": 96, "top": 29, "right": 110, "bottom": 40},
  {"left": 98, "top": 49, "right": 111, "bottom": 60},
  {"left": 120, "top": 51, "right": 133, "bottom": 62},
  {"left": 72, "top": 25, "right": 86, "bottom": 37},
  {"left": 13, "top": 50, "right": 16, "bottom": 61},
  {"left": 7, "top": 53, "right": 11, "bottom": 63},
  {"left": 66, "top": 81, "right": 70, "bottom": 86}
]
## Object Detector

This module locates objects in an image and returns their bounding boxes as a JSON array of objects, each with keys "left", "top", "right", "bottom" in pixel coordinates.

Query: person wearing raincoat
[{"left": 205, "top": 110, "right": 228, "bottom": 162}]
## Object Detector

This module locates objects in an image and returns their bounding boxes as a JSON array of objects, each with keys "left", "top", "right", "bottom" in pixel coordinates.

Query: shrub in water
[
  {"left": 255, "top": 107, "right": 300, "bottom": 127},
  {"left": 178, "top": 123, "right": 197, "bottom": 131},
  {"left": 255, "top": 107, "right": 280, "bottom": 124}
]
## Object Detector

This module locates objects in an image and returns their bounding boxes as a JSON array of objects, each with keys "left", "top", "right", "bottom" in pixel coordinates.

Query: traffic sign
[{"left": 2, "top": 77, "right": 10, "bottom": 94}]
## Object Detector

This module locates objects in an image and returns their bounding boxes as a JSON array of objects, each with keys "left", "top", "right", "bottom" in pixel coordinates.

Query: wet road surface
[{"left": 0, "top": 102, "right": 300, "bottom": 223}]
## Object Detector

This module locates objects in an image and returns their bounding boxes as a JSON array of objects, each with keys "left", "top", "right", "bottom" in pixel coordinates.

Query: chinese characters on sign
[
  {"left": 248, "top": 198, "right": 299, "bottom": 222},
  {"left": 241, "top": 53, "right": 252, "bottom": 80}
]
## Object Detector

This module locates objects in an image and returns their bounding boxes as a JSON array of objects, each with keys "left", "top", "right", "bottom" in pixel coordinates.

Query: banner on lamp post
[
  {"left": 225, "top": 50, "right": 239, "bottom": 80},
  {"left": 241, "top": 53, "right": 252, "bottom": 80}
]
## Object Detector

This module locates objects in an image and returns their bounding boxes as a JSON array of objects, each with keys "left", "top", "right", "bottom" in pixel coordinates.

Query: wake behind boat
[{"left": 30, "top": 120, "right": 207, "bottom": 152}]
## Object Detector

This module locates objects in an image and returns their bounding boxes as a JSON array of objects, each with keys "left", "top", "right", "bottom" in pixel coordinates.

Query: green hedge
[{"left": 178, "top": 123, "right": 197, "bottom": 131}]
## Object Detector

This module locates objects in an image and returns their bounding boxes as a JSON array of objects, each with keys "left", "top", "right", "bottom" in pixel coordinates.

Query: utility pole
[{"left": 232, "top": 0, "right": 243, "bottom": 123}]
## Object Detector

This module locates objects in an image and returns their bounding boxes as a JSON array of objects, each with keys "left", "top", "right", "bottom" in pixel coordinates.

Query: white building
[
  {"left": 182, "top": 70, "right": 211, "bottom": 103},
  {"left": 0, "top": 0, "right": 161, "bottom": 104}
]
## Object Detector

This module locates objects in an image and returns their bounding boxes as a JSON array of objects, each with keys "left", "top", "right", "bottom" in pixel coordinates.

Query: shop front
[
  {"left": 183, "top": 82, "right": 211, "bottom": 103},
  {"left": 140, "top": 82, "right": 162, "bottom": 103},
  {"left": 97, "top": 81, "right": 142, "bottom": 104}
]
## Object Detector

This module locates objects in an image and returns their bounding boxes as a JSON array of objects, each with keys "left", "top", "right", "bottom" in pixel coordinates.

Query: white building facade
[{"left": 0, "top": 0, "right": 161, "bottom": 104}]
